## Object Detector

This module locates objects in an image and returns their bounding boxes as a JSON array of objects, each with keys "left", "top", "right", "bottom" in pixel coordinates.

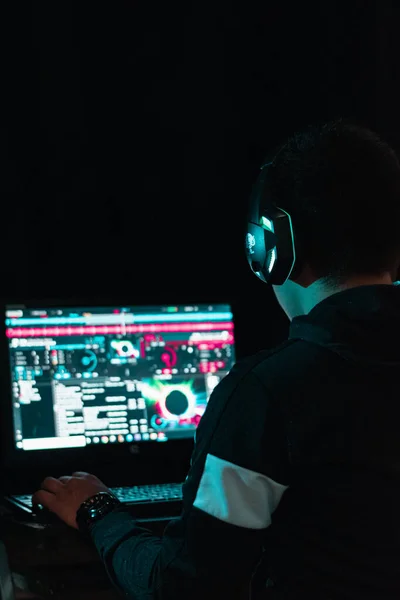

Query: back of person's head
[{"left": 268, "top": 118, "right": 400, "bottom": 287}]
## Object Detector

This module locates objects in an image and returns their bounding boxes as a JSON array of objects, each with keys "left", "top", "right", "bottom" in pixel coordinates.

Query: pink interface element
[
  {"left": 161, "top": 347, "right": 178, "bottom": 369},
  {"left": 6, "top": 321, "right": 234, "bottom": 338}
]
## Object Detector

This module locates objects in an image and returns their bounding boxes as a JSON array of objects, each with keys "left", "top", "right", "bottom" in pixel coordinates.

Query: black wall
[{"left": 4, "top": 2, "right": 400, "bottom": 358}]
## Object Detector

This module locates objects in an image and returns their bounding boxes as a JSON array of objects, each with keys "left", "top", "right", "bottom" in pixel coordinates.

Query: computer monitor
[{"left": 5, "top": 303, "right": 235, "bottom": 452}]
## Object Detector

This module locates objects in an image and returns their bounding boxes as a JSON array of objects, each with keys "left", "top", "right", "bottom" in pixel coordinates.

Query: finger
[
  {"left": 40, "top": 476, "right": 64, "bottom": 494},
  {"left": 72, "top": 471, "right": 90, "bottom": 478},
  {"left": 58, "top": 476, "right": 72, "bottom": 484},
  {"left": 32, "top": 489, "right": 57, "bottom": 510}
]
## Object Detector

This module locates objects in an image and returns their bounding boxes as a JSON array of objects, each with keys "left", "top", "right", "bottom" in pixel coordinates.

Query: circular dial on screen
[{"left": 80, "top": 350, "right": 98, "bottom": 372}]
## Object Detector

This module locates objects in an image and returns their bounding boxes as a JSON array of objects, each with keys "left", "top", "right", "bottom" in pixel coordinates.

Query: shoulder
[
  {"left": 196, "top": 335, "right": 327, "bottom": 446},
  {"left": 225, "top": 339, "right": 299, "bottom": 384},
  {"left": 222, "top": 338, "right": 306, "bottom": 395},
  {"left": 196, "top": 340, "right": 298, "bottom": 448},
  {"left": 203, "top": 339, "right": 302, "bottom": 417}
]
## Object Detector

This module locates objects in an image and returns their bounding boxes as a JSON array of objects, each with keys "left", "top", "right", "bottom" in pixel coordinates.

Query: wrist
[{"left": 76, "top": 491, "right": 121, "bottom": 534}]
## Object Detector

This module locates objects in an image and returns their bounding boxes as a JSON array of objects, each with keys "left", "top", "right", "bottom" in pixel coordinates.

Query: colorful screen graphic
[{"left": 5, "top": 304, "right": 235, "bottom": 450}]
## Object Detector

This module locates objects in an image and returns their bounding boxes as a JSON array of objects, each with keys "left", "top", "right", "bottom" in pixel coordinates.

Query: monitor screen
[{"left": 5, "top": 304, "right": 235, "bottom": 451}]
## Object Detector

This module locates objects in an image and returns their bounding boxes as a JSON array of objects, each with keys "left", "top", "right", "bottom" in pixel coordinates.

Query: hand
[{"left": 32, "top": 471, "right": 111, "bottom": 529}]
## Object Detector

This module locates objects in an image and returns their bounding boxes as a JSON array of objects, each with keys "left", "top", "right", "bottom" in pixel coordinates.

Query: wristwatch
[{"left": 76, "top": 491, "right": 121, "bottom": 534}]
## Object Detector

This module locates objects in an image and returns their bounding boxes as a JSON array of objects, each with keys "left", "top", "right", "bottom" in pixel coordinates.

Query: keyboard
[
  {"left": 111, "top": 483, "right": 183, "bottom": 504},
  {"left": 12, "top": 482, "right": 183, "bottom": 510}
]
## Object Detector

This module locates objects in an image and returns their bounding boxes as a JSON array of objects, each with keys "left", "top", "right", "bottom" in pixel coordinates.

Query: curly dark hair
[{"left": 268, "top": 118, "right": 400, "bottom": 287}]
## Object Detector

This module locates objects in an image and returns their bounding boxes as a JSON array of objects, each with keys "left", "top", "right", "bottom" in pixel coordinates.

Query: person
[{"left": 33, "top": 119, "right": 400, "bottom": 599}]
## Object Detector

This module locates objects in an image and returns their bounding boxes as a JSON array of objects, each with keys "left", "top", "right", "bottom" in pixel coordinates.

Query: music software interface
[{"left": 5, "top": 304, "right": 235, "bottom": 451}]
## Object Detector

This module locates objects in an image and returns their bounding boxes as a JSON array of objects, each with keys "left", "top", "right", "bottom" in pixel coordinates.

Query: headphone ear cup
[
  {"left": 246, "top": 158, "right": 298, "bottom": 285},
  {"left": 245, "top": 223, "right": 277, "bottom": 282}
]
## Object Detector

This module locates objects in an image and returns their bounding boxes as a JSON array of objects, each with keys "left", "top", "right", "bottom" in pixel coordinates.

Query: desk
[{"left": 0, "top": 503, "right": 174, "bottom": 599}]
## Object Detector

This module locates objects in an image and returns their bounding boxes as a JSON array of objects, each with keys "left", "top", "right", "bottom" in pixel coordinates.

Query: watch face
[
  {"left": 89, "top": 494, "right": 110, "bottom": 511},
  {"left": 77, "top": 492, "right": 120, "bottom": 532},
  {"left": 90, "top": 492, "right": 118, "bottom": 511}
]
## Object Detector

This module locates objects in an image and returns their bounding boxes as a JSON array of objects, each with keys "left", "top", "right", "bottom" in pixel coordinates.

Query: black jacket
[{"left": 90, "top": 284, "right": 400, "bottom": 599}]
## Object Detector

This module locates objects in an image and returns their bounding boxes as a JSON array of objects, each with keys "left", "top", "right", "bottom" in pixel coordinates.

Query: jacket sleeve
[{"left": 90, "top": 360, "right": 291, "bottom": 599}]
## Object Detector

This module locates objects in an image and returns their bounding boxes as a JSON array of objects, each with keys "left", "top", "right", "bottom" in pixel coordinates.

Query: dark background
[{"left": 4, "top": 1, "right": 400, "bottom": 358}]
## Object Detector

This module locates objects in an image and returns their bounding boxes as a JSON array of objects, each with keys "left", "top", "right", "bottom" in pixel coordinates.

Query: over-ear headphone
[{"left": 245, "top": 154, "right": 301, "bottom": 285}]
